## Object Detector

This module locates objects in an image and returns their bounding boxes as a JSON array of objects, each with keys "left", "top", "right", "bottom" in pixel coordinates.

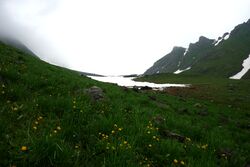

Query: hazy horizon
[{"left": 0, "top": 0, "right": 250, "bottom": 75}]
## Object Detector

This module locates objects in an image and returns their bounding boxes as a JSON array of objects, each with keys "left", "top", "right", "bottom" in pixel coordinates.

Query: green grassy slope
[
  {"left": 144, "top": 19, "right": 250, "bottom": 79},
  {"left": 185, "top": 20, "right": 250, "bottom": 78},
  {"left": 1, "top": 42, "right": 250, "bottom": 166}
]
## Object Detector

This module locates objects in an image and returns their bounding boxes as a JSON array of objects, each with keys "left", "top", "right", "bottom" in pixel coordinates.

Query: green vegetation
[
  {"left": 144, "top": 19, "right": 250, "bottom": 79},
  {"left": 1, "top": 42, "right": 250, "bottom": 166}
]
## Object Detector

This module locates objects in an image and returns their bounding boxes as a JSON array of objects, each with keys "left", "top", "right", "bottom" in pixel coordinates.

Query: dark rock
[
  {"left": 122, "top": 86, "right": 129, "bottom": 92},
  {"left": 86, "top": 86, "right": 104, "bottom": 101},
  {"left": 148, "top": 95, "right": 157, "bottom": 101},
  {"left": 194, "top": 103, "right": 202, "bottom": 108},
  {"left": 152, "top": 115, "right": 166, "bottom": 126},
  {"left": 177, "top": 108, "right": 189, "bottom": 114},
  {"left": 132, "top": 86, "right": 140, "bottom": 92},
  {"left": 197, "top": 108, "right": 209, "bottom": 116},
  {"left": 160, "top": 129, "right": 186, "bottom": 143},
  {"left": 140, "top": 86, "right": 152, "bottom": 90}
]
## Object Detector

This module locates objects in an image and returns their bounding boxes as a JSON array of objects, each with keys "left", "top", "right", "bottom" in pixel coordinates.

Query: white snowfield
[
  {"left": 88, "top": 76, "right": 188, "bottom": 89},
  {"left": 230, "top": 54, "right": 250, "bottom": 79},
  {"left": 214, "top": 33, "right": 230, "bottom": 46},
  {"left": 174, "top": 67, "right": 191, "bottom": 74}
]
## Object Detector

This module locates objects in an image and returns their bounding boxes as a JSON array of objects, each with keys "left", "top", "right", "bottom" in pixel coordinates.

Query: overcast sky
[{"left": 0, "top": 0, "right": 250, "bottom": 75}]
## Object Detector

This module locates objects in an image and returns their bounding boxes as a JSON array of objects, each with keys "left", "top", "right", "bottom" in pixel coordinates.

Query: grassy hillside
[
  {"left": 1, "top": 42, "right": 250, "bottom": 166},
  {"left": 185, "top": 20, "right": 250, "bottom": 78},
  {"left": 144, "top": 19, "right": 250, "bottom": 79}
]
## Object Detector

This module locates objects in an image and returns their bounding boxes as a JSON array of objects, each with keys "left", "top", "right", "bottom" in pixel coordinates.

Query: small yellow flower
[
  {"left": 75, "top": 145, "right": 79, "bottom": 149},
  {"left": 33, "top": 126, "right": 37, "bottom": 130},
  {"left": 173, "top": 159, "right": 178, "bottom": 164},
  {"left": 111, "top": 130, "right": 115, "bottom": 134},
  {"left": 124, "top": 141, "right": 128, "bottom": 145},
  {"left": 147, "top": 131, "right": 151, "bottom": 134},
  {"left": 37, "top": 116, "right": 43, "bottom": 120},
  {"left": 106, "top": 146, "right": 110, "bottom": 150},
  {"left": 185, "top": 137, "right": 191, "bottom": 142},
  {"left": 114, "top": 124, "right": 118, "bottom": 127},
  {"left": 53, "top": 130, "right": 58, "bottom": 134},
  {"left": 180, "top": 160, "right": 185, "bottom": 165},
  {"left": 118, "top": 128, "right": 123, "bottom": 131},
  {"left": 148, "top": 144, "right": 152, "bottom": 148},
  {"left": 34, "top": 121, "right": 39, "bottom": 125},
  {"left": 21, "top": 146, "right": 28, "bottom": 151},
  {"left": 156, "top": 128, "right": 159, "bottom": 131},
  {"left": 153, "top": 136, "right": 156, "bottom": 139},
  {"left": 201, "top": 144, "right": 208, "bottom": 149},
  {"left": 56, "top": 126, "right": 61, "bottom": 130}
]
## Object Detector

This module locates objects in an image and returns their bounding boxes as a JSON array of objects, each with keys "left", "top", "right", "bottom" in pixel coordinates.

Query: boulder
[
  {"left": 86, "top": 86, "right": 104, "bottom": 101},
  {"left": 160, "top": 129, "right": 186, "bottom": 143}
]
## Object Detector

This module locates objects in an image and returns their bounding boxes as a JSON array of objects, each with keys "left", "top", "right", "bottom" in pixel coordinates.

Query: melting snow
[
  {"left": 184, "top": 48, "right": 188, "bottom": 56},
  {"left": 88, "top": 76, "right": 188, "bottom": 88},
  {"left": 214, "top": 38, "right": 223, "bottom": 46},
  {"left": 224, "top": 33, "right": 230, "bottom": 40},
  {"left": 156, "top": 71, "right": 160, "bottom": 74},
  {"left": 177, "top": 61, "right": 181, "bottom": 67},
  {"left": 214, "top": 33, "right": 230, "bottom": 46},
  {"left": 174, "top": 67, "right": 191, "bottom": 74},
  {"left": 230, "top": 54, "right": 250, "bottom": 79}
]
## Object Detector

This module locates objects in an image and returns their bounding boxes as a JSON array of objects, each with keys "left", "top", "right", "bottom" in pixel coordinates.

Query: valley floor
[{"left": 0, "top": 43, "right": 250, "bottom": 166}]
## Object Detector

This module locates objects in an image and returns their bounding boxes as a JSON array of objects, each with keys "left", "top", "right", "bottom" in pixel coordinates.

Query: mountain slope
[
  {"left": 1, "top": 41, "right": 250, "bottom": 166},
  {"left": 144, "top": 47, "right": 186, "bottom": 75},
  {"left": 144, "top": 19, "right": 250, "bottom": 79},
  {"left": 0, "top": 37, "right": 37, "bottom": 57}
]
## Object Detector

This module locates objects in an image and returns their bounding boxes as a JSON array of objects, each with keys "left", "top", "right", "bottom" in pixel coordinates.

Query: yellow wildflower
[
  {"left": 148, "top": 144, "right": 152, "bottom": 148},
  {"left": 180, "top": 160, "right": 185, "bottom": 165},
  {"left": 173, "top": 159, "right": 178, "bottom": 164},
  {"left": 111, "top": 130, "right": 115, "bottom": 134},
  {"left": 21, "top": 146, "right": 28, "bottom": 151},
  {"left": 53, "top": 130, "right": 58, "bottom": 134},
  {"left": 33, "top": 126, "right": 37, "bottom": 130},
  {"left": 56, "top": 126, "right": 61, "bottom": 130},
  {"left": 124, "top": 141, "right": 128, "bottom": 145},
  {"left": 34, "top": 121, "right": 39, "bottom": 125},
  {"left": 118, "top": 128, "right": 123, "bottom": 131},
  {"left": 185, "top": 137, "right": 191, "bottom": 142}
]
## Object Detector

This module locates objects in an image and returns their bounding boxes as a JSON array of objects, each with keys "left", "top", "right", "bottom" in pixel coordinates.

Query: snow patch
[
  {"left": 156, "top": 71, "right": 160, "bottom": 74},
  {"left": 174, "top": 67, "right": 191, "bottom": 74},
  {"left": 88, "top": 76, "right": 188, "bottom": 88},
  {"left": 214, "top": 33, "right": 230, "bottom": 46},
  {"left": 177, "top": 61, "right": 181, "bottom": 67},
  {"left": 224, "top": 33, "right": 230, "bottom": 40},
  {"left": 184, "top": 48, "right": 188, "bottom": 56},
  {"left": 214, "top": 38, "right": 223, "bottom": 46},
  {"left": 230, "top": 54, "right": 250, "bottom": 79}
]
